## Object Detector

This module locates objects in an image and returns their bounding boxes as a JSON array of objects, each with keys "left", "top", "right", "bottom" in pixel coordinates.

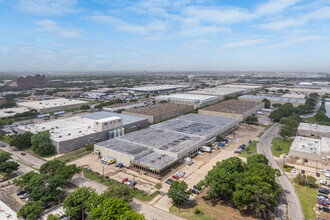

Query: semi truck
[{"left": 201, "top": 146, "right": 212, "bottom": 152}]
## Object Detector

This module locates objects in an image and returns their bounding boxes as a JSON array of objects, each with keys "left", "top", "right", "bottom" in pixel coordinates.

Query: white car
[
  {"left": 320, "top": 180, "right": 327, "bottom": 185},
  {"left": 291, "top": 168, "right": 296, "bottom": 173},
  {"left": 321, "top": 169, "right": 328, "bottom": 173}
]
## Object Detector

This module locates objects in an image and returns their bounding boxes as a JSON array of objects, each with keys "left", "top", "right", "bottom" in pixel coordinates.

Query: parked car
[
  {"left": 234, "top": 148, "right": 242, "bottom": 154},
  {"left": 121, "top": 178, "right": 128, "bottom": 183},
  {"left": 128, "top": 180, "right": 137, "bottom": 187},
  {"left": 42, "top": 204, "right": 50, "bottom": 210},
  {"left": 177, "top": 171, "right": 185, "bottom": 177},
  {"left": 165, "top": 179, "right": 174, "bottom": 185},
  {"left": 321, "top": 169, "right": 328, "bottom": 173},
  {"left": 172, "top": 175, "right": 179, "bottom": 180},
  {"left": 318, "top": 194, "right": 328, "bottom": 200},
  {"left": 223, "top": 139, "right": 228, "bottom": 143},
  {"left": 189, "top": 189, "right": 200, "bottom": 194},
  {"left": 319, "top": 206, "right": 330, "bottom": 213},
  {"left": 116, "top": 163, "right": 124, "bottom": 168},
  {"left": 301, "top": 170, "right": 305, "bottom": 174},
  {"left": 184, "top": 196, "right": 191, "bottom": 201},
  {"left": 291, "top": 168, "right": 296, "bottom": 173},
  {"left": 320, "top": 180, "right": 327, "bottom": 185},
  {"left": 319, "top": 187, "right": 330, "bottom": 195},
  {"left": 20, "top": 193, "right": 29, "bottom": 199},
  {"left": 318, "top": 200, "right": 329, "bottom": 206},
  {"left": 197, "top": 151, "right": 203, "bottom": 155},
  {"left": 218, "top": 143, "right": 224, "bottom": 147},
  {"left": 1, "top": 144, "right": 5, "bottom": 148},
  {"left": 17, "top": 190, "right": 26, "bottom": 196},
  {"left": 21, "top": 152, "right": 26, "bottom": 156}
]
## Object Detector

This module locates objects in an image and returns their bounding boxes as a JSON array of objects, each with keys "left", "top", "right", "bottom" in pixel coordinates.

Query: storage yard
[
  {"left": 122, "top": 103, "right": 194, "bottom": 123},
  {"left": 17, "top": 98, "right": 89, "bottom": 113},
  {"left": 17, "top": 111, "right": 148, "bottom": 153},
  {"left": 198, "top": 100, "right": 263, "bottom": 121},
  {"left": 155, "top": 93, "right": 219, "bottom": 108}
]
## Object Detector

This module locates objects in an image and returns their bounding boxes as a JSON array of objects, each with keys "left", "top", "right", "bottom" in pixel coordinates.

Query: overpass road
[{"left": 257, "top": 124, "right": 304, "bottom": 220}]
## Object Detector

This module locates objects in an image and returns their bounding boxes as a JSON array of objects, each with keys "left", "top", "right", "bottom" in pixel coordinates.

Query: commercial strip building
[
  {"left": 17, "top": 112, "right": 148, "bottom": 153},
  {"left": 17, "top": 98, "right": 89, "bottom": 114},
  {"left": 0, "top": 107, "right": 30, "bottom": 119},
  {"left": 238, "top": 95, "right": 305, "bottom": 107},
  {"left": 126, "top": 85, "right": 190, "bottom": 94},
  {"left": 94, "top": 114, "right": 239, "bottom": 176},
  {"left": 297, "top": 123, "right": 330, "bottom": 138},
  {"left": 199, "top": 100, "right": 263, "bottom": 121},
  {"left": 155, "top": 93, "right": 219, "bottom": 108},
  {"left": 122, "top": 103, "right": 194, "bottom": 123},
  {"left": 289, "top": 136, "right": 330, "bottom": 163},
  {"left": 185, "top": 87, "right": 249, "bottom": 100}
]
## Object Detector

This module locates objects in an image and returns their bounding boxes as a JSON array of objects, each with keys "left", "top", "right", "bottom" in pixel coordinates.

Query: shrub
[
  {"left": 194, "top": 209, "right": 201, "bottom": 214},
  {"left": 155, "top": 183, "right": 162, "bottom": 190}
]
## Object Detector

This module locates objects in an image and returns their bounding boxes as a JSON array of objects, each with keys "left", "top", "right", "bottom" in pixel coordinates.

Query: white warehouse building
[{"left": 155, "top": 93, "right": 219, "bottom": 108}]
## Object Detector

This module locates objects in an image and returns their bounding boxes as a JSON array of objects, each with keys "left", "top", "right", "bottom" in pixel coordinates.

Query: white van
[{"left": 326, "top": 172, "right": 330, "bottom": 180}]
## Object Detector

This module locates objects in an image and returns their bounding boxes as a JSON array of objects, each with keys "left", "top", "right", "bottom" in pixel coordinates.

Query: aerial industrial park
[
  {"left": 0, "top": 72, "right": 329, "bottom": 220},
  {"left": 1, "top": 0, "right": 330, "bottom": 220}
]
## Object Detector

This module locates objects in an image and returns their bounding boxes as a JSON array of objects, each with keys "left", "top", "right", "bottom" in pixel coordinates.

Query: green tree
[
  {"left": 9, "top": 132, "right": 33, "bottom": 148},
  {"left": 47, "top": 214, "right": 60, "bottom": 220},
  {"left": 89, "top": 197, "right": 145, "bottom": 220},
  {"left": 31, "top": 131, "right": 55, "bottom": 156},
  {"left": 40, "top": 160, "right": 65, "bottom": 175},
  {"left": 268, "top": 110, "right": 283, "bottom": 122},
  {"left": 80, "top": 105, "right": 90, "bottom": 110},
  {"left": 167, "top": 181, "right": 191, "bottom": 206},
  {"left": 17, "top": 201, "right": 43, "bottom": 220},
  {"left": 13, "top": 171, "right": 38, "bottom": 187},
  {"left": 63, "top": 187, "right": 98, "bottom": 220},
  {"left": 245, "top": 116, "right": 258, "bottom": 124},
  {"left": 247, "top": 154, "right": 268, "bottom": 165},
  {"left": 216, "top": 135, "right": 223, "bottom": 142},
  {"left": 280, "top": 125, "right": 296, "bottom": 140},
  {"left": 102, "top": 185, "right": 134, "bottom": 203},
  {"left": 54, "top": 164, "right": 80, "bottom": 180},
  {"left": 0, "top": 152, "right": 11, "bottom": 163},
  {"left": 262, "top": 98, "right": 271, "bottom": 108},
  {"left": 0, "top": 161, "right": 19, "bottom": 175}
]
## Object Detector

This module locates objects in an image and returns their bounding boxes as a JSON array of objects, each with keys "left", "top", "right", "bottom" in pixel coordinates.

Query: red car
[
  {"left": 121, "top": 178, "right": 128, "bottom": 183},
  {"left": 318, "top": 200, "right": 329, "bottom": 206},
  {"left": 172, "top": 175, "right": 179, "bottom": 179}
]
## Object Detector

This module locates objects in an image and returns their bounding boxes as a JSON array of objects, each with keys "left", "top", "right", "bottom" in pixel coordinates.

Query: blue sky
[{"left": 0, "top": 0, "right": 330, "bottom": 72}]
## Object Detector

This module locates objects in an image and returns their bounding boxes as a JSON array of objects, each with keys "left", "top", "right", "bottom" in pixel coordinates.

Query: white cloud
[
  {"left": 35, "top": 20, "right": 82, "bottom": 37},
  {"left": 260, "top": 35, "right": 323, "bottom": 50},
  {"left": 16, "top": 0, "right": 80, "bottom": 16},
  {"left": 255, "top": 0, "right": 301, "bottom": 16},
  {"left": 223, "top": 39, "right": 265, "bottom": 48}
]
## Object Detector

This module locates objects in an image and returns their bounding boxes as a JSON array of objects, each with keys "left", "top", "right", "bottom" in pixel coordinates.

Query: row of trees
[
  {"left": 0, "top": 152, "right": 19, "bottom": 176},
  {"left": 94, "top": 99, "right": 124, "bottom": 109},
  {"left": 279, "top": 114, "right": 301, "bottom": 140},
  {"left": 15, "top": 160, "right": 80, "bottom": 220},
  {"left": 198, "top": 155, "right": 281, "bottom": 218},
  {"left": 314, "top": 96, "right": 330, "bottom": 125},
  {"left": 10, "top": 131, "right": 55, "bottom": 156}
]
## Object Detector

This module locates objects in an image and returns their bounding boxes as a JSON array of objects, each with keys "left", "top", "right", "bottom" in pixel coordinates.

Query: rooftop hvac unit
[{"left": 68, "top": 133, "right": 71, "bottom": 136}]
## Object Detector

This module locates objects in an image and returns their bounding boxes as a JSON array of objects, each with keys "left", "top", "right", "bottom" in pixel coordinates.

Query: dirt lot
[
  {"left": 171, "top": 188, "right": 257, "bottom": 220},
  {"left": 0, "top": 182, "right": 26, "bottom": 212}
]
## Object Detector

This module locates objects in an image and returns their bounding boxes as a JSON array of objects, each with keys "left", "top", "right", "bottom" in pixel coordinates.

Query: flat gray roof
[
  {"left": 97, "top": 138, "right": 151, "bottom": 158},
  {"left": 81, "top": 111, "right": 147, "bottom": 126},
  {"left": 176, "top": 113, "right": 238, "bottom": 127},
  {"left": 133, "top": 152, "right": 178, "bottom": 170},
  {"left": 239, "top": 95, "right": 305, "bottom": 103}
]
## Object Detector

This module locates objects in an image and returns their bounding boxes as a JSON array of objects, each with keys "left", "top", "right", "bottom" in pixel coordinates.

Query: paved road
[
  {"left": 0, "top": 141, "right": 45, "bottom": 170},
  {"left": 258, "top": 124, "right": 304, "bottom": 220}
]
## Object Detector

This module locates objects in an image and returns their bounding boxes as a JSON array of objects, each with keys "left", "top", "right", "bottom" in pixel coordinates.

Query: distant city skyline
[{"left": 0, "top": 0, "right": 330, "bottom": 72}]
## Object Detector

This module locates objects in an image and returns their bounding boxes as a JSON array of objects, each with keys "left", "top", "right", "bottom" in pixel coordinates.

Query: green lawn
[
  {"left": 304, "top": 116, "right": 317, "bottom": 123},
  {"left": 0, "top": 135, "right": 12, "bottom": 143},
  {"left": 170, "top": 206, "right": 215, "bottom": 220},
  {"left": 56, "top": 147, "right": 92, "bottom": 163},
  {"left": 257, "top": 132, "right": 264, "bottom": 138},
  {"left": 294, "top": 183, "right": 318, "bottom": 220},
  {"left": 82, "top": 168, "right": 159, "bottom": 202},
  {"left": 271, "top": 138, "right": 293, "bottom": 157},
  {"left": 240, "top": 141, "right": 258, "bottom": 158}
]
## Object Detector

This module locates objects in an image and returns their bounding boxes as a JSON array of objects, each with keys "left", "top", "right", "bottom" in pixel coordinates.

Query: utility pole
[{"left": 102, "top": 166, "right": 105, "bottom": 182}]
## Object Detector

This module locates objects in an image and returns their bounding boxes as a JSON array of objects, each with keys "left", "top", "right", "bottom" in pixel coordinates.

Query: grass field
[
  {"left": 271, "top": 138, "right": 293, "bottom": 157},
  {"left": 240, "top": 141, "right": 258, "bottom": 158},
  {"left": 304, "top": 116, "right": 317, "bottom": 123},
  {"left": 294, "top": 183, "right": 318, "bottom": 220},
  {"left": 257, "top": 132, "right": 264, "bottom": 137},
  {"left": 56, "top": 147, "right": 92, "bottom": 163},
  {"left": 82, "top": 168, "right": 159, "bottom": 202},
  {"left": 170, "top": 206, "right": 214, "bottom": 220},
  {"left": 0, "top": 135, "right": 11, "bottom": 143}
]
